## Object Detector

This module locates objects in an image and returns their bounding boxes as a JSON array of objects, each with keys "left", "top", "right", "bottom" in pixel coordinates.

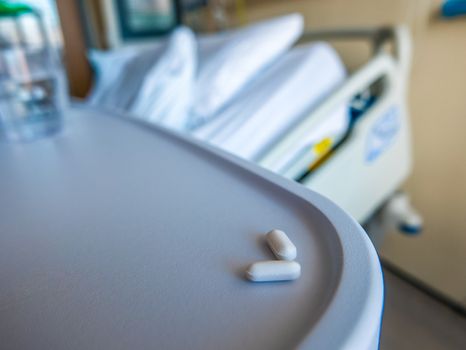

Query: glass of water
[{"left": 0, "top": 5, "right": 67, "bottom": 142}]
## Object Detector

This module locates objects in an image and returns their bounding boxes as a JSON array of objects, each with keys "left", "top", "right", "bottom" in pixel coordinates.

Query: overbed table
[{"left": 0, "top": 106, "right": 383, "bottom": 349}]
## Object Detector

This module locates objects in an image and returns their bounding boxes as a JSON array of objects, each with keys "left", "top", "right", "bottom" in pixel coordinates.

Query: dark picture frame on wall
[{"left": 115, "top": 0, "right": 181, "bottom": 39}]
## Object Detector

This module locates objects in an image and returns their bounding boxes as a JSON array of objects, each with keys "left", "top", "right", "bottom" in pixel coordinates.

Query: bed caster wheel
[
  {"left": 398, "top": 212, "right": 423, "bottom": 235},
  {"left": 383, "top": 192, "right": 423, "bottom": 235}
]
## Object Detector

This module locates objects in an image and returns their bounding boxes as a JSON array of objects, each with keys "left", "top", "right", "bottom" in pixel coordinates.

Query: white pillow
[
  {"left": 190, "top": 13, "right": 304, "bottom": 127},
  {"left": 130, "top": 27, "right": 197, "bottom": 131}
]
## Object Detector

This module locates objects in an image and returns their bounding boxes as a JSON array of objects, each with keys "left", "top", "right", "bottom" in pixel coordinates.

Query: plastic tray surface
[{"left": 0, "top": 107, "right": 382, "bottom": 350}]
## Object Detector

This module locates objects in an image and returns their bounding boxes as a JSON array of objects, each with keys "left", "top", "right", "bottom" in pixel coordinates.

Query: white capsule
[
  {"left": 246, "top": 261, "right": 301, "bottom": 282},
  {"left": 266, "top": 229, "right": 297, "bottom": 261}
]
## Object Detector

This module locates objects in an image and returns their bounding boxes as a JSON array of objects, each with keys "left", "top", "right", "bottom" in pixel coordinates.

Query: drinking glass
[{"left": 0, "top": 3, "right": 67, "bottom": 142}]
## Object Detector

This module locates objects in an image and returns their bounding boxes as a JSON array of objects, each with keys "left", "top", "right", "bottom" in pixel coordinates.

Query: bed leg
[
  {"left": 364, "top": 192, "right": 423, "bottom": 248},
  {"left": 381, "top": 191, "right": 423, "bottom": 235}
]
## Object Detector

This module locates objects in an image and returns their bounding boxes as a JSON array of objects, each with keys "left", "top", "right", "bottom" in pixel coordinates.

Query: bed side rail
[
  {"left": 259, "top": 51, "right": 397, "bottom": 174},
  {"left": 258, "top": 25, "right": 410, "bottom": 176},
  {"left": 300, "top": 26, "right": 411, "bottom": 80}
]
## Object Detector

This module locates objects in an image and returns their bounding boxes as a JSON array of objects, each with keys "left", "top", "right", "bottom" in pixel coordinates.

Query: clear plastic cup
[{"left": 0, "top": 7, "right": 67, "bottom": 142}]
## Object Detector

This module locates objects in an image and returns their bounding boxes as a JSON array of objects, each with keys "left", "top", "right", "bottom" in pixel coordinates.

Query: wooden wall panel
[{"left": 56, "top": 0, "right": 93, "bottom": 98}]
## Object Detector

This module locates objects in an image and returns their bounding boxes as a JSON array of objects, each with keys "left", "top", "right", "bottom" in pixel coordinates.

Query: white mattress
[{"left": 193, "top": 43, "right": 349, "bottom": 163}]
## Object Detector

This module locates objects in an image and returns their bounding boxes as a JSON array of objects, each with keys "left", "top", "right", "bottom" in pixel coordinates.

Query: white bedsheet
[{"left": 88, "top": 44, "right": 164, "bottom": 111}]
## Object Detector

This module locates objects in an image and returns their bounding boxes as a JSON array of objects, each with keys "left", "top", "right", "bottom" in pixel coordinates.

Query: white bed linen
[{"left": 194, "top": 43, "right": 348, "bottom": 162}]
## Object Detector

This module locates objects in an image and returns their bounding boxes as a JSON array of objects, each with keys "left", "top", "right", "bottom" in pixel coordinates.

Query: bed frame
[{"left": 258, "top": 26, "right": 420, "bottom": 242}]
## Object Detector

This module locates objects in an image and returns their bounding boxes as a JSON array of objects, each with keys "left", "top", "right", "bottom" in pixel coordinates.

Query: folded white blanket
[{"left": 194, "top": 43, "right": 348, "bottom": 162}]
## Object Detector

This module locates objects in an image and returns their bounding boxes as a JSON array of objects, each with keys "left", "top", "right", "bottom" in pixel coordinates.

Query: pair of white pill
[{"left": 246, "top": 229, "right": 300, "bottom": 282}]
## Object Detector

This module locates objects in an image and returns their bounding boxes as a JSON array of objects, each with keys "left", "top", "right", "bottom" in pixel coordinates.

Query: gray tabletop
[{"left": 0, "top": 106, "right": 383, "bottom": 350}]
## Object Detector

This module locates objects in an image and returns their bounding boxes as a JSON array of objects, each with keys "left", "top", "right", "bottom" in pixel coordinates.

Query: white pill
[
  {"left": 266, "top": 229, "right": 297, "bottom": 261},
  {"left": 246, "top": 261, "right": 301, "bottom": 282}
]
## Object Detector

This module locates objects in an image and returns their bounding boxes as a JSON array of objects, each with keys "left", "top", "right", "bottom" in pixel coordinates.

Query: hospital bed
[{"left": 88, "top": 21, "right": 421, "bottom": 245}]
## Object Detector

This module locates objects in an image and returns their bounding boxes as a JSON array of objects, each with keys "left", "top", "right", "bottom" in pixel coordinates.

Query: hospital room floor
[{"left": 380, "top": 268, "right": 466, "bottom": 349}]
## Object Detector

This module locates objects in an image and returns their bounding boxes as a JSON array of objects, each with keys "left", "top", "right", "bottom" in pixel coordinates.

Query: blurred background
[{"left": 4, "top": 0, "right": 466, "bottom": 348}]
